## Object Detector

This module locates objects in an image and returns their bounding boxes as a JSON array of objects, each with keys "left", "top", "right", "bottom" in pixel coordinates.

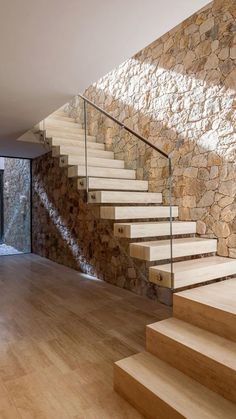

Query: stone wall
[
  {"left": 3, "top": 158, "right": 31, "bottom": 252},
  {"left": 32, "top": 153, "right": 171, "bottom": 302},
  {"left": 67, "top": 0, "right": 236, "bottom": 258},
  {"left": 32, "top": 0, "right": 235, "bottom": 304}
]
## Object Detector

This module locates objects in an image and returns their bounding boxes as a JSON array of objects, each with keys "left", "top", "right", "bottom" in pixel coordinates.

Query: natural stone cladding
[
  {"left": 32, "top": 0, "right": 236, "bottom": 303},
  {"left": 32, "top": 153, "right": 171, "bottom": 302},
  {"left": 67, "top": 0, "right": 236, "bottom": 259},
  {"left": 3, "top": 158, "right": 31, "bottom": 252}
]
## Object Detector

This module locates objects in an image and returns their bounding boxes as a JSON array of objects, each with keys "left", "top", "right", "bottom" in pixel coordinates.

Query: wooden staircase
[
  {"left": 44, "top": 109, "right": 236, "bottom": 294},
  {"left": 115, "top": 279, "right": 236, "bottom": 418},
  {"left": 40, "top": 108, "right": 236, "bottom": 417}
]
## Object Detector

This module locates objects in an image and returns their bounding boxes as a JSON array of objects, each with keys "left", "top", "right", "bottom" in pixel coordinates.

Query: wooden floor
[{"left": 0, "top": 254, "right": 171, "bottom": 418}]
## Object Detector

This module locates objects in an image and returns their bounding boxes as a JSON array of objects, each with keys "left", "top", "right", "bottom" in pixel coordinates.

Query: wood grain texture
[
  {"left": 146, "top": 318, "right": 236, "bottom": 403},
  {"left": 174, "top": 279, "right": 236, "bottom": 341},
  {"left": 114, "top": 352, "right": 236, "bottom": 419},
  {"left": 0, "top": 253, "right": 171, "bottom": 418}
]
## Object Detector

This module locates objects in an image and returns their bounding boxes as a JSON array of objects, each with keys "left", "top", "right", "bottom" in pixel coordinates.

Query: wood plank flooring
[{"left": 0, "top": 254, "right": 171, "bottom": 418}]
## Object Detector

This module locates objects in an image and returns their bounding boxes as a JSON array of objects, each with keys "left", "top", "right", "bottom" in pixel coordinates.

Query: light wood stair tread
[
  {"left": 114, "top": 351, "right": 236, "bottom": 419},
  {"left": 114, "top": 221, "right": 196, "bottom": 238},
  {"left": 100, "top": 206, "right": 178, "bottom": 219},
  {"left": 46, "top": 128, "right": 85, "bottom": 138},
  {"left": 50, "top": 138, "right": 104, "bottom": 149},
  {"left": 79, "top": 178, "right": 148, "bottom": 191},
  {"left": 149, "top": 256, "right": 236, "bottom": 289},
  {"left": 173, "top": 279, "right": 236, "bottom": 342},
  {"left": 47, "top": 114, "right": 75, "bottom": 122},
  {"left": 130, "top": 237, "right": 217, "bottom": 261},
  {"left": 45, "top": 118, "right": 81, "bottom": 128},
  {"left": 68, "top": 166, "right": 136, "bottom": 179},
  {"left": 146, "top": 317, "right": 236, "bottom": 403},
  {"left": 147, "top": 317, "right": 236, "bottom": 371},
  {"left": 88, "top": 191, "right": 162, "bottom": 203},
  {"left": 175, "top": 278, "right": 236, "bottom": 316},
  {"left": 47, "top": 133, "right": 96, "bottom": 142},
  {"left": 60, "top": 155, "right": 124, "bottom": 169}
]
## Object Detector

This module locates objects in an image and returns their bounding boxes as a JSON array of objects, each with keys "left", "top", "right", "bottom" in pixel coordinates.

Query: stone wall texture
[
  {"left": 67, "top": 0, "right": 236, "bottom": 258},
  {"left": 32, "top": 153, "right": 169, "bottom": 301},
  {"left": 3, "top": 158, "right": 31, "bottom": 252},
  {"left": 32, "top": 0, "right": 236, "bottom": 303}
]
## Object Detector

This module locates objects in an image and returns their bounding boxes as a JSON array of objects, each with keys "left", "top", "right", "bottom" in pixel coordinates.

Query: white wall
[{"left": 0, "top": 0, "right": 209, "bottom": 157}]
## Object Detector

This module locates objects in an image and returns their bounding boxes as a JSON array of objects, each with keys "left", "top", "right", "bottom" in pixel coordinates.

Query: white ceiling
[{"left": 0, "top": 0, "right": 208, "bottom": 158}]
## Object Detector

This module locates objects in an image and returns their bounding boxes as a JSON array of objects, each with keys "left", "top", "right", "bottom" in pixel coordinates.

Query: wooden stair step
[
  {"left": 174, "top": 278, "right": 236, "bottom": 342},
  {"left": 68, "top": 166, "right": 136, "bottom": 179},
  {"left": 114, "top": 351, "right": 236, "bottom": 419},
  {"left": 130, "top": 237, "right": 217, "bottom": 261},
  {"left": 100, "top": 205, "right": 178, "bottom": 219},
  {"left": 47, "top": 114, "right": 75, "bottom": 123},
  {"left": 78, "top": 178, "right": 148, "bottom": 191},
  {"left": 60, "top": 155, "right": 124, "bottom": 169},
  {"left": 46, "top": 128, "right": 86, "bottom": 138},
  {"left": 48, "top": 136, "right": 99, "bottom": 148},
  {"left": 149, "top": 256, "right": 236, "bottom": 289},
  {"left": 114, "top": 221, "right": 196, "bottom": 238},
  {"left": 146, "top": 317, "right": 236, "bottom": 403},
  {"left": 52, "top": 145, "right": 113, "bottom": 159},
  {"left": 45, "top": 118, "right": 82, "bottom": 129},
  {"left": 88, "top": 191, "right": 162, "bottom": 203}
]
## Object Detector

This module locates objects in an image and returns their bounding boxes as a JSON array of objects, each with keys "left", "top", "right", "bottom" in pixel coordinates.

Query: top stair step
[
  {"left": 114, "top": 351, "right": 236, "bottom": 419},
  {"left": 46, "top": 128, "right": 86, "bottom": 138},
  {"left": 149, "top": 255, "right": 236, "bottom": 289},
  {"left": 174, "top": 278, "right": 236, "bottom": 342},
  {"left": 88, "top": 191, "right": 162, "bottom": 204},
  {"left": 45, "top": 119, "right": 82, "bottom": 130},
  {"left": 47, "top": 114, "right": 75, "bottom": 123}
]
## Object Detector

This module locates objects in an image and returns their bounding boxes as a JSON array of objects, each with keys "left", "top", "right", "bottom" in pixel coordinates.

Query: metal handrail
[
  {"left": 79, "top": 94, "right": 174, "bottom": 291},
  {"left": 79, "top": 94, "right": 169, "bottom": 159}
]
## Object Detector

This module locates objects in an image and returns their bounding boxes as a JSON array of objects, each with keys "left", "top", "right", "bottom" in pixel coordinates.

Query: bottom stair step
[
  {"left": 149, "top": 256, "right": 236, "bottom": 289},
  {"left": 114, "top": 352, "right": 236, "bottom": 419},
  {"left": 146, "top": 318, "right": 236, "bottom": 403}
]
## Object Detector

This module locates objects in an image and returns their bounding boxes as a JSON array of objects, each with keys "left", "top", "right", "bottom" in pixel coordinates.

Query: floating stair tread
[
  {"left": 47, "top": 115, "right": 75, "bottom": 122},
  {"left": 114, "top": 221, "right": 196, "bottom": 238},
  {"left": 149, "top": 256, "right": 236, "bottom": 289},
  {"left": 50, "top": 138, "right": 104, "bottom": 149},
  {"left": 88, "top": 191, "right": 162, "bottom": 203},
  {"left": 46, "top": 129, "right": 85, "bottom": 138},
  {"left": 68, "top": 166, "right": 136, "bottom": 179},
  {"left": 147, "top": 317, "right": 236, "bottom": 373},
  {"left": 55, "top": 146, "right": 112, "bottom": 157},
  {"left": 79, "top": 178, "right": 148, "bottom": 192},
  {"left": 45, "top": 120, "right": 81, "bottom": 128},
  {"left": 130, "top": 237, "right": 217, "bottom": 261},
  {"left": 101, "top": 206, "right": 178, "bottom": 219},
  {"left": 175, "top": 278, "right": 236, "bottom": 316},
  {"left": 114, "top": 351, "right": 236, "bottom": 419},
  {"left": 47, "top": 133, "right": 96, "bottom": 142},
  {"left": 61, "top": 155, "right": 124, "bottom": 169}
]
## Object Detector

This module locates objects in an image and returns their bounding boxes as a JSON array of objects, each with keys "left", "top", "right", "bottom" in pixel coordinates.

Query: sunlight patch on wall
[{"left": 94, "top": 58, "right": 235, "bottom": 160}]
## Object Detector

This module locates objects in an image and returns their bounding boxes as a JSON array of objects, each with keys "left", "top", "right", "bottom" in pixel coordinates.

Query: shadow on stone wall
[
  {"left": 32, "top": 154, "right": 171, "bottom": 302},
  {"left": 72, "top": 0, "right": 236, "bottom": 258}
]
